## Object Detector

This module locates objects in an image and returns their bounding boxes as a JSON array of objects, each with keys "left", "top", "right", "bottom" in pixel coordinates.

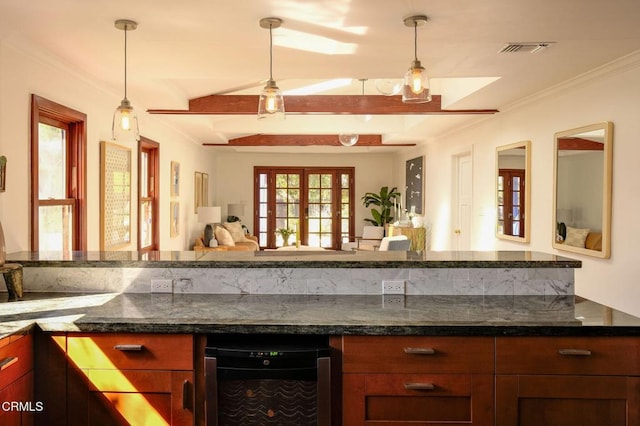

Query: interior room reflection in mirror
[
  {"left": 497, "top": 145, "right": 527, "bottom": 238},
  {"left": 556, "top": 132, "right": 604, "bottom": 247}
]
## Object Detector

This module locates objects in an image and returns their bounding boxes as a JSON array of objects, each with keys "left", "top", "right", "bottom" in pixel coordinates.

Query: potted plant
[
  {"left": 361, "top": 186, "right": 401, "bottom": 226},
  {"left": 275, "top": 228, "right": 295, "bottom": 246}
]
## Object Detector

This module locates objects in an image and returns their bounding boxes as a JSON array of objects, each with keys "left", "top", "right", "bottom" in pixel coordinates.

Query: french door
[{"left": 254, "top": 167, "right": 354, "bottom": 249}]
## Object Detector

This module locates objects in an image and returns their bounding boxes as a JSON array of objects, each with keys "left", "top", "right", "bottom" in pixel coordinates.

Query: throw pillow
[
  {"left": 214, "top": 226, "right": 236, "bottom": 246},
  {"left": 223, "top": 221, "right": 246, "bottom": 242},
  {"left": 564, "top": 226, "right": 590, "bottom": 248}
]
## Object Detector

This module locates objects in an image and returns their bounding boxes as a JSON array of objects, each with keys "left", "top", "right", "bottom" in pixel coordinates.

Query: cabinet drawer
[
  {"left": 67, "top": 333, "right": 193, "bottom": 370},
  {"left": 0, "top": 333, "right": 33, "bottom": 388},
  {"left": 344, "top": 373, "right": 493, "bottom": 424},
  {"left": 496, "top": 336, "right": 640, "bottom": 375},
  {"left": 343, "top": 336, "right": 494, "bottom": 374}
]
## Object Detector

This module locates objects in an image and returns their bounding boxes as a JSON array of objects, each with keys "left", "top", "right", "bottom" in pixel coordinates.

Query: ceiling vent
[{"left": 499, "top": 42, "right": 553, "bottom": 54}]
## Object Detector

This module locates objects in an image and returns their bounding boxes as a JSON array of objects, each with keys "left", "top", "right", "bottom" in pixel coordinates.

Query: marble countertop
[
  {"left": 6, "top": 250, "right": 581, "bottom": 269},
  {"left": 2, "top": 292, "right": 638, "bottom": 339}
]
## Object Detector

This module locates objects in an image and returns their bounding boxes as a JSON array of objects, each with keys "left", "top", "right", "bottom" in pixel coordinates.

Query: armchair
[
  {"left": 378, "top": 235, "right": 410, "bottom": 251},
  {"left": 341, "top": 225, "right": 385, "bottom": 251}
]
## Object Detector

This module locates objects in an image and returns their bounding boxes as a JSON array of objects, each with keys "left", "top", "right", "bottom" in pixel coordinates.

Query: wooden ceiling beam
[
  {"left": 148, "top": 95, "right": 499, "bottom": 115},
  {"left": 203, "top": 134, "right": 416, "bottom": 147}
]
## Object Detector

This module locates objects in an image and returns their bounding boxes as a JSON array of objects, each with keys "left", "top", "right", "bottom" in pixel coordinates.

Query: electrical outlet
[
  {"left": 382, "top": 280, "right": 405, "bottom": 295},
  {"left": 382, "top": 295, "right": 405, "bottom": 308},
  {"left": 151, "top": 279, "right": 173, "bottom": 293}
]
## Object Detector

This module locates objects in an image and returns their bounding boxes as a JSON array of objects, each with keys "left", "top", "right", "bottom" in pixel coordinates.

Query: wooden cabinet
[
  {"left": 386, "top": 225, "right": 426, "bottom": 251},
  {"left": 0, "top": 332, "right": 35, "bottom": 426},
  {"left": 65, "top": 333, "right": 194, "bottom": 426},
  {"left": 342, "top": 336, "right": 494, "bottom": 425},
  {"left": 496, "top": 336, "right": 640, "bottom": 426}
]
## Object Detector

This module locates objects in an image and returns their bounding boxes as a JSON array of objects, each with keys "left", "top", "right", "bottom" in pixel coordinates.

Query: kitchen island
[{"left": 3, "top": 250, "right": 639, "bottom": 425}]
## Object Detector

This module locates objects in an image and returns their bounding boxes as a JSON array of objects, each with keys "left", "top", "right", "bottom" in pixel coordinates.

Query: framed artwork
[
  {"left": 170, "top": 201, "right": 180, "bottom": 237},
  {"left": 170, "top": 161, "right": 180, "bottom": 197},
  {"left": 100, "top": 141, "right": 132, "bottom": 250},
  {"left": 405, "top": 156, "right": 424, "bottom": 214},
  {"left": 202, "top": 173, "right": 209, "bottom": 206},
  {"left": 194, "top": 172, "right": 203, "bottom": 213}
]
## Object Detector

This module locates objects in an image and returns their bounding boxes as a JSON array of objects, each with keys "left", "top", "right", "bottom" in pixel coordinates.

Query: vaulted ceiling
[{"left": 2, "top": 0, "right": 640, "bottom": 152}]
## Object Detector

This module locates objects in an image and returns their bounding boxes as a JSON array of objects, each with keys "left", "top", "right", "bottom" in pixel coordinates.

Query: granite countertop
[
  {"left": 6, "top": 250, "right": 581, "bottom": 269},
  {"left": 2, "top": 292, "right": 639, "bottom": 339}
]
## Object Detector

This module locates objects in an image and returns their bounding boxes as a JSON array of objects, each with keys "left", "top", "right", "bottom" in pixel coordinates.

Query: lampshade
[
  {"left": 112, "top": 19, "right": 140, "bottom": 142},
  {"left": 402, "top": 15, "right": 432, "bottom": 104},
  {"left": 257, "top": 17, "right": 285, "bottom": 120},
  {"left": 197, "top": 206, "right": 221, "bottom": 224},
  {"left": 227, "top": 203, "right": 245, "bottom": 218},
  {"left": 338, "top": 134, "right": 359, "bottom": 147}
]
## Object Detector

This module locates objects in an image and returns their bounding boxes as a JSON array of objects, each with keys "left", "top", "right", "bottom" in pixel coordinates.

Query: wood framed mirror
[
  {"left": 553, "top": 122, "right": 613, "bottom": 258},
  {"left": 496, "top": 140, "right": 531, "bottom": 242}
]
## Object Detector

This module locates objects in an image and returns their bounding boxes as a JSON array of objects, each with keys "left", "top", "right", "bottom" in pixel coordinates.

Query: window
[
  {"left": 497, "top": 169, "right": 525, "bottom": 237},
  {"left": 138, "top": 137, "right": 160, "bottom": 251},
  {"left": 254, "top": 167, "right": 354, "bottom": 249},
  {"left": 31, "top": 95, "right": 87, "bottom": 251}
]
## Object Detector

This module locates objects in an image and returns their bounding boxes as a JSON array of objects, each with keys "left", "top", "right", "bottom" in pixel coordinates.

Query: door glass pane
[
  {"left": 39, "top": 205, "right": 73, "bottom": 251},
  {"left": 38, "top": 123, "right": 66, "bottom": 199},
  {"left": 274, "top": 172, "right": 301, "bottom": 247},
  {"left": 140, "top": 200, "right": 152, "bottom": 248},
  {"left": 140, "top": 152, "right": 149, "bottom": 198}
]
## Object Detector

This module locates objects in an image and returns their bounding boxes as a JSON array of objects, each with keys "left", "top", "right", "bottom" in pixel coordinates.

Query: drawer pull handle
[
  {"left": 404, "top": 347, "right": 436, "bottom": 355},
  {"left": 404, "top": 382, "right": 435, "bottom": 391},
  {"left": 182, "top": 380, "right": 190, "bottom": 410},
  {"left": 559, "top": 349, "right": 592, "bottom": 356},
  {"left": 0, "top": 356, "right": 18, "bottom": 371},
  {"left": 114, "top": 344, "right": 144, "bottom": 352}
]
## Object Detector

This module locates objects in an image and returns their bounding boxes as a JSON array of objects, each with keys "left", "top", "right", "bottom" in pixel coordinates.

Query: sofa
[{"left": 193, "top": 222, "right": 260, "bottom": 252}]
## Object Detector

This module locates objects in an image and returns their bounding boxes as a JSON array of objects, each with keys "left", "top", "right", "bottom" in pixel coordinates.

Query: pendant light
[
  {"left": 112, "top": 19, "right": 140, "bottom": 142},
  {"left": 402, "top": 15, "right": 431, "bottom": 104},
  {"left": 258, "top": 17, "right": 285, "bottom": 120}
]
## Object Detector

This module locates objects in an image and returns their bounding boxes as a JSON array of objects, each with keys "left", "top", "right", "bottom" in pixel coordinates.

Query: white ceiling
[{"left": 2, "top": 0, "right": 640, "bottom": 153}]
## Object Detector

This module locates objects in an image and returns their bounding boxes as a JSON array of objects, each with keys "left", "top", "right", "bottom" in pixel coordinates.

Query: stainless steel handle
[
  {"left": 113, "top": 344, "right": 144, "bottom": 351},
  {"left": 404, "top": 382, "right": 435, "bottom": 391},
  {"left": 404, "top": 347, "right": 436, "bottom": 355},
  {"left": 559, "top": 349, "right": 592, "bottom": 356},
  {"left": 0, "top": 356, "right": 18, "bottom": 370},
  {"left": 182, "top": 380, "right": 190, "bottom": 410}
]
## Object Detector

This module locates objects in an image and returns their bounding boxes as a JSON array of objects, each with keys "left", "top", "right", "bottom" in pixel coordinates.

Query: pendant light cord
[
  {"left": 413, "top": 21, "right": 418, "bottom": 61},
  {"left": 269, "top": 23, "right": 274, "bottom": 81},
  {"left": 123, "top": 27, "right": 128, "bottom": 100}
]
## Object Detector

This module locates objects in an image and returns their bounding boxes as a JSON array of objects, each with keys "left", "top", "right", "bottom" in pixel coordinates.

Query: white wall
[
  {"left": 0, "top": 40, "right": 217, "bottom": 252},
  {"left": 214, "top": 151, "right": 395, "bottom": 233},
  {"left": 401, "top": 54, "right": 640, "bottom": 316}
]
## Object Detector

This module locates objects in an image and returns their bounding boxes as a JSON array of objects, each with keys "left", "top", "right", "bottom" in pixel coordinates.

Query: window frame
[
  {"left": 30, "top": 95, "right": 87, "bottom": 251},
  {"left": 138, "top": 137, "right": 160, "bottom": 251}
]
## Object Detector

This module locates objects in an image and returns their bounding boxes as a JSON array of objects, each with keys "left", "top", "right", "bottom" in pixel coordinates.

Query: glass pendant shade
[
  {"left": 112, "top": 98, "right": 140, "bottom": 142},
  {"left": 258, "top": 79, "right": 285, "bottom": 119},
  {"left": 112, "top": 19, "right": 139, "bottom": 141},
  {"left": 339, "top": 134, "right": 359, "bottom": 147},
  {"left": 258, "top": 17, "right": 285, "bottom": 119},
  {"left": 402, "top": 15, "right": 431, "bottom": 104},
  {"left": 402, "top": 59, "right": 431, "bottom": 103}
]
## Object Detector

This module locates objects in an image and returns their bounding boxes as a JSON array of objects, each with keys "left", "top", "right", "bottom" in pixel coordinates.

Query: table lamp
[{"left": 198, "top": 206, "right": 221, "bottom": 247}]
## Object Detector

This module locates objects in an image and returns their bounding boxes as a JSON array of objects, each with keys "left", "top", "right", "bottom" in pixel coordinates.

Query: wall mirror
[
  {"left": 553, "top": 122, "right": 613, "bottom": 258},
  {"left": 496, "top": 140, "right": 531, "bottom": 242}
]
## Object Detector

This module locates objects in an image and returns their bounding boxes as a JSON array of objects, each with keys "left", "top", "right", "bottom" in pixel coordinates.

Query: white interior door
[{"left": 454, "top": 153, "right": 472, "bottom": 250}]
